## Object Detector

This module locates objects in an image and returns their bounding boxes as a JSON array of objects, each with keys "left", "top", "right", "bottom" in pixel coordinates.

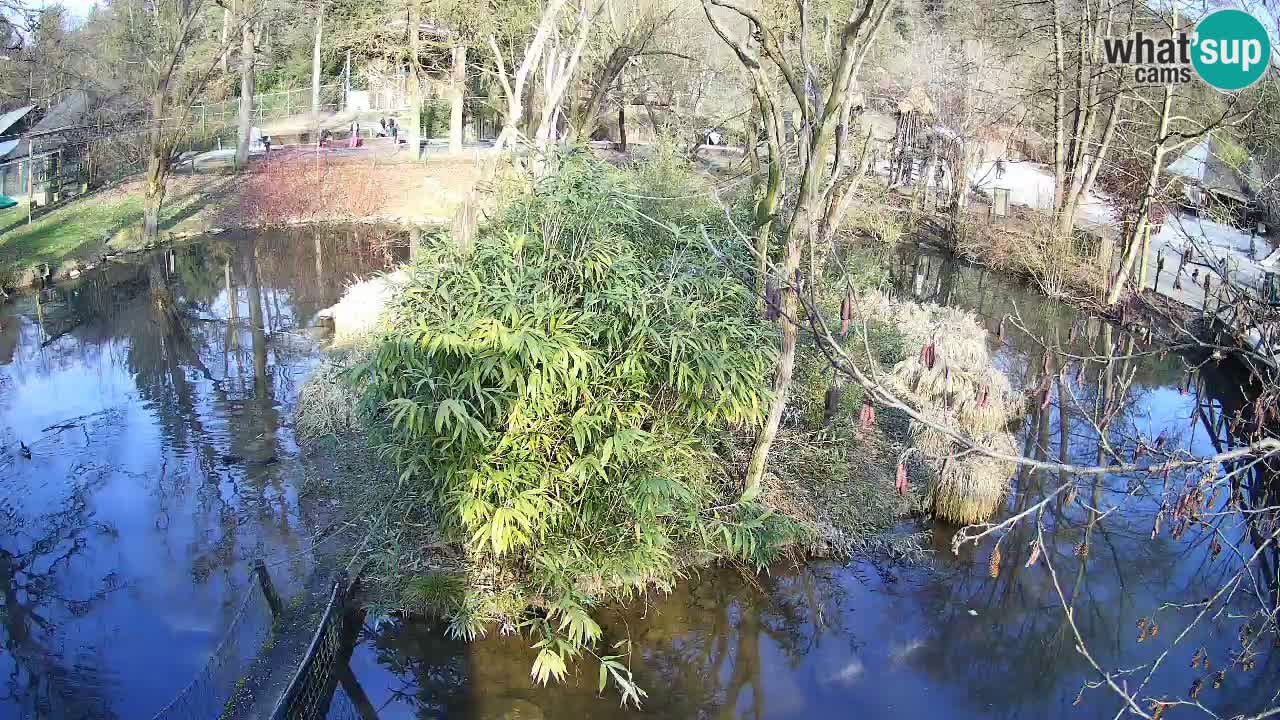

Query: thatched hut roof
[{"left": 897, "top": 87, "right": 935, "bottom": 116}]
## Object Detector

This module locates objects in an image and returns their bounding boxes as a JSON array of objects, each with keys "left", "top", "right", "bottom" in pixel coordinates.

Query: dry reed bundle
[{"left": 855, "top": 291, "right": 1020, "bottom": 524}]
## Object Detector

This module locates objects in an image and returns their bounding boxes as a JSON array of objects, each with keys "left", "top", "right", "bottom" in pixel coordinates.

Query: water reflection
[
  {"left": 0, "top": 226, "right": 406, "bottom": 719},
  {"left": 343, "top": 246, "right": 1277, "bottom": 720}
]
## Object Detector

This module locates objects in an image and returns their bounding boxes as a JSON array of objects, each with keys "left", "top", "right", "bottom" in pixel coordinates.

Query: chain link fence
[
  {"left": 193, "top": 85, "right": 346, "bottom": 129},
  {"left": 149, "top": 580, "right": 276, "bottom": 720}
]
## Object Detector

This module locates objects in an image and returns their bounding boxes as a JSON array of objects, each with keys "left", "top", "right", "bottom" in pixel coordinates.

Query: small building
[
  {"left": 1165, "top": 135, "right": 1262, "bottom": 223},
  {"left": 0, "top": 103, "right": 39, "bottom": 197},
  {"left": 0, "top": 92, "right": 94, "bottom": 204}
]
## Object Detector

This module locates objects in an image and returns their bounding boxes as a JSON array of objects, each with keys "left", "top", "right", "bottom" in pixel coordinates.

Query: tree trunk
[
  {"left": 221, "top": 5, "right": 232, "bottom": 74},
  {"left": 572, "top": 49, "right": 628, "bottom": 141},
  {"left": 1050, "top": 0, "right": 1067, "bottom": 215},
  {"left": 311, "top": 3, "right": 324, "bottom": 142},
  {"left": 143, "top": 153, "right": 167, "bottom": 242},
  {"left": 449, "top": 44, "right": 466, "bottom": 153},
  {"left": 490, "top": 0, "right": 568, "bottom": 151},
  {"left": 744, "top": 130, "right": 828, "bottom": 496},
  {"left": 235, "top": 18, "right": 256, "bottom": 167},
  {"left": 407, "top": 0, "right": 422, "bottom": 159},
  {"left": 1106, "top": 83, "right": 1172, "bottom": 305},
  {"left": 143, "top": 89, "right": 171, "bottom": 243},
  {"left": 616, "top": 76, "right": 627, "bottom": 151}
]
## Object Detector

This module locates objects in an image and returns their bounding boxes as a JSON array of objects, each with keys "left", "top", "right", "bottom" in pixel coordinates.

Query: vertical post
[
  {"left": 254, "top": 559, "right": 285, "bottom": 620},
  {"left": 449, "top": 44, "right": 466, "bottom": 153},
  {"left": 344, "top": 50, "right": 351, "bottom": 111},
  {"left": 407, "top": 1, "right": 422, "bottom": 159},
  {"left": 26, "top": 144, "right": 34, "bottom": 225},
  {"left": 311, "top": 2, "right": 324, "bottom": 145}
]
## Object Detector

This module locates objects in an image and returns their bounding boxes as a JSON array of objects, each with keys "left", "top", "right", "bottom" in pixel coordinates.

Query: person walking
[
  {"left": 349, "top": 120, "right": 360, "bottom": 149},
  {"left": 389, "top": 117, "right": 399, "bottom": 151}
]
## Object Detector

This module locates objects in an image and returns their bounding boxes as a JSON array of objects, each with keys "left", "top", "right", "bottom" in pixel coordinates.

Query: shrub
[
  {"left": 240, "top": 157, "right": 387, "bottom": 225},
  {"left": 356, "top": 154, "right": 791, "bottom": 700}
]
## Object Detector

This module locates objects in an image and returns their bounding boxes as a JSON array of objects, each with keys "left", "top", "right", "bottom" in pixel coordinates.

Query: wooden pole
[
  {"left": 449, "top": 44, "right": 466, "bottom": 153},
  {"left": 253, "top": 559, "right": 284, "bottom": 620}
]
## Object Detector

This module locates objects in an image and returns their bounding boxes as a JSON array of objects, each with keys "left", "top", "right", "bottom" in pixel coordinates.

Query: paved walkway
[{"left": 1145, "top": 210, "right": 1279, "bottom": 313}]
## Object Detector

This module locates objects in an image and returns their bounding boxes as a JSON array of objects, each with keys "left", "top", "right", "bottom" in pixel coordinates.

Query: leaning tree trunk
[
  {"left": 1106, "top": 82, "right": 1172, "bottom": 306},
  {"left": 744, "top": 157, "right": 824, "bottom": 495}
]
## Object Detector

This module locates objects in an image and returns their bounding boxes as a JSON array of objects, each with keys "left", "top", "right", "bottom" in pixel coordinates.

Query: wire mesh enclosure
[
  {"left": 150, "top": 582, "right": 275, "bottom": 720},
  {"left": 269, "top": 572, "right": 361, "bottom": 720}
]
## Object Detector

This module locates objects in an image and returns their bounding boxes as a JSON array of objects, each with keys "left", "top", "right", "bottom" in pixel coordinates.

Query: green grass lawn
[
  {"left": 0, "top": 182, "right": 222, "bottom": 280},
  {"left": 0, "top": 194, "right": 144, "bottom": 275}
]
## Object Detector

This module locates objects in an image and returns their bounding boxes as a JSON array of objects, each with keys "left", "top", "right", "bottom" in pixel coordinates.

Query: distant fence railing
[{"left": 192, "top": 85, "right": 346, "bottom": 130}]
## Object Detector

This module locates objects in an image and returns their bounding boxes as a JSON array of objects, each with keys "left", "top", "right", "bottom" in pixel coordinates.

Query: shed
[{"left": 1166, "top": 135, "right": 1261, "bottom": 210}]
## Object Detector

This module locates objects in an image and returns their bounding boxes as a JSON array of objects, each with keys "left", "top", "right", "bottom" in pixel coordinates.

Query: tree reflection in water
[{"left": 0, "top": 226, "right": 408, "bottom": 719}]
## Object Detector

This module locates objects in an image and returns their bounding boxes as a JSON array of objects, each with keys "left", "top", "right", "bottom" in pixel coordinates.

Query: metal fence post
[
  {"left": 26, "top": 144, "right": 34, "bottom": 225},
  {"left": 254, "top": 559, "right": 285, "bottom": 620}
]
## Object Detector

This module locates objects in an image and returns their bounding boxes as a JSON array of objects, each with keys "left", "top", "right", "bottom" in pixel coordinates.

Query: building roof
[
  {"left": 0, "top": 91, "right": 92, "bottom": 162},
  {"left": 1166, "top": 136, "right": 1261, "bottom": 202},
  {"left": 0, "top": 104, "right": 36, "bottom": 137}
]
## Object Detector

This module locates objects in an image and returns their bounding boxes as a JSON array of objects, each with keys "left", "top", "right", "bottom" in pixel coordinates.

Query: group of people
[
  {"left": 341, "top": 117, "right": 399, "bottom": 149},
  {"left": 319, "top": 117, "right": 401, "bottom": 150}
]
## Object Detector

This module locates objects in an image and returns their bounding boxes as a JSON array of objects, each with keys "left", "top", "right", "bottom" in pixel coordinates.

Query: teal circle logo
[{"left": 1192, "top": 9, "right": 1271, "bottom": 91}]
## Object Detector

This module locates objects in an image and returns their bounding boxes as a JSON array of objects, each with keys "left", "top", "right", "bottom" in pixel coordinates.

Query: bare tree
[
  {"left": 488, "top": 0, "right": 569, "bottom": 151},
  {"left": 106, "top": 0, "right": 232, "bottom": 240},
  {"left": 235, "top": 0, "right": 256, "bottom": 167},
  {"left": 703, "top": 0, "right": 895, "bottom": 498}
]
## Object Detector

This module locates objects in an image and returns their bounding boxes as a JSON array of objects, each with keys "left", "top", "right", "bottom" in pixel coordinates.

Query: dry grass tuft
[
  {"left": 295, "top": 352, "right": 368, "bottom": 438},
  {"left": 856, "top": 291, "right": 1021, "bottom": 524},
  {"left": 318, "top": 269, "right": 409, "bottom": 347},
  {"left": 922, "top": 431, "right": 1019, "bottom": 524}
]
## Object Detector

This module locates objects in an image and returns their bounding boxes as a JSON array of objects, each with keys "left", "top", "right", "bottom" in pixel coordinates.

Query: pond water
[
  {"left": 3, "top": 234, "right": 1275, "bottom": 720},
  {"left": 0, "top": 226, "right": 407, "bottom": 719},
  {"left": 337, "top": 248, "right": 1278, "bottom": 720}
]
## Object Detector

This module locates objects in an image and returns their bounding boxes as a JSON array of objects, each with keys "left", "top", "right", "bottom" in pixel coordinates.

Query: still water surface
[
  {"left": 1, "top": 234, "right": 1275, "bottom": 719},
  {"left": 0, "top": 227, "right": 406, "bottom": 719}
]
